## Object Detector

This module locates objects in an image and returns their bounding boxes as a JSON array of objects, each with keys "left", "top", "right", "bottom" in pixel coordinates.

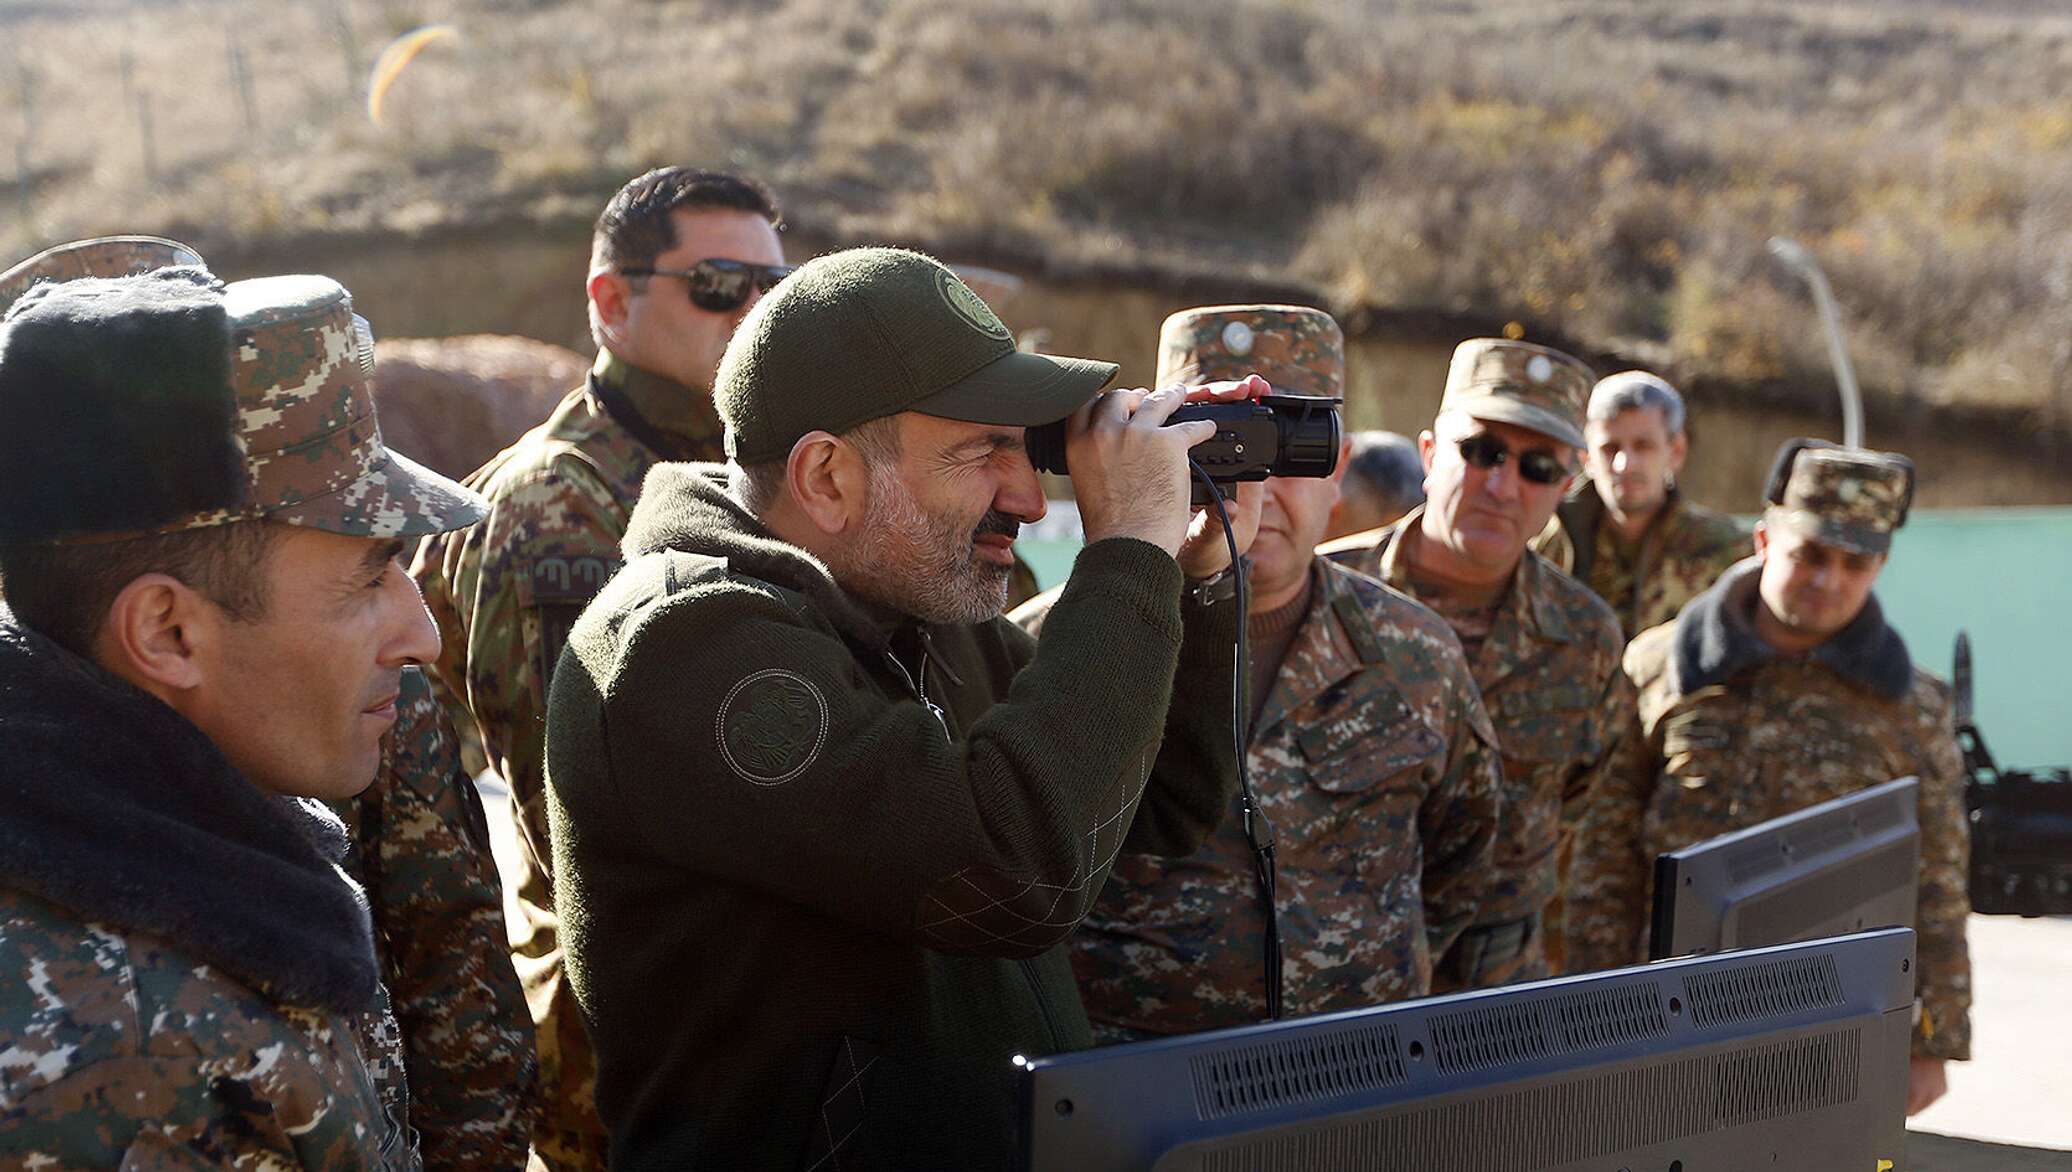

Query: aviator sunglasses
[
  {"left": 619, "top": 258, "right": 797, "bottom": 313},
  {"left": 1456, "top": 432, "right": 1571, "bottom": 486}
]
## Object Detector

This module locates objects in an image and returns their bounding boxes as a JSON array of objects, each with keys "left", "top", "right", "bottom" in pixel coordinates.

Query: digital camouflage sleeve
[{"left": 336, "top": 667, "right": 539, "bottom": 1169}]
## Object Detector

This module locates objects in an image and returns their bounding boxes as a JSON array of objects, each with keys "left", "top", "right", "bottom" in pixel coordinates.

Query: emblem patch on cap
[
  {"left": 936, "top": 271, "right": 1013, "bottom": 341},
  {"left": 1221, "top": 320, "right": 1255, "bottom": 356},
  {"left": 717, "top": 669, "right": 829, "bottom": 786},
  {"left": 1526, "top": 354, "right": 1554, "bottom": 383}
]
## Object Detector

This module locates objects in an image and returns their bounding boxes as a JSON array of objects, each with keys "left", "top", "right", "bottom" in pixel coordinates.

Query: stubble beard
[{"left": 838, "top": 465, "right": 1012, "bottom": 626}]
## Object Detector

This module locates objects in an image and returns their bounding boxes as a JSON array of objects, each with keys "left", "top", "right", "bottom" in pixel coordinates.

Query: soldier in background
[
  {"left": 0, "top": 267, "right": 487, "bottom": 1166},
  {"left": 411, "top": 166, "right": 787, "bottom": 1171},
  {"left": 3, "top": 237, "right": 538, "bottom": 1170},
  {"left": 1530, "top": 371, "right": 1749, "bottom": 638},
  {"left": 1321, "top": 339, "right": 1630, "bottom": 987},
  {"left": 1018, "top": 306, "right": 1502, "bottom": 1037},
  {"left": 1325, "top": 429, "right": 1426, "bottom": 540},
  {"left": 1564, "top": 438, "right": 1969, "bottom": 1115}
]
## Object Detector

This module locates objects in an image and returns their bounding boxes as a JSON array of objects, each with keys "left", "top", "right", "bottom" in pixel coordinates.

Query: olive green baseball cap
[
  {"left": 716, "top": 247, "right": 1117, "bottom": 464},
  {"left": 1439, "top": 338, "right": 1592, "bottom": 449}
]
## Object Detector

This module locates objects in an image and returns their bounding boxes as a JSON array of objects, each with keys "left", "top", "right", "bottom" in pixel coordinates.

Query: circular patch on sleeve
[{"left": 715, "top": 669, "right": 830, "bottom": 786}]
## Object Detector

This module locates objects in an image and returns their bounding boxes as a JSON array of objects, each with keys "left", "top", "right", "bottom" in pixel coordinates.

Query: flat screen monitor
[
  {"left": 1018, "top": 928, "right": 1914, "bottom": 1172},
  {"left": 1650, "top": 776, "right": 1919, "bottom": 962}
]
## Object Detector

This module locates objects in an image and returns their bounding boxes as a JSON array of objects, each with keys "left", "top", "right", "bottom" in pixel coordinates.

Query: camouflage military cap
[
  {"left": 1154, "top": 304, "right": 1343, "bottom": 398},
  {"left": 0, "top": 269, "right": 486, "bottom": 544},
  {"left": 1439, "top": 339, "right": 1592, "bottom": 449},
  {"left": 0, "top": 235, "right": 206, "bottom": 317},
  {"left": 1763, "top": 439, "right": 1914, "bottom": 556}
]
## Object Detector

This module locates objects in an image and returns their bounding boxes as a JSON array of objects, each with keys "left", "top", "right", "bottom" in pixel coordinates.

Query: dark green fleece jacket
[{"left": 546, "top": 464, "right": 1240, "bottom": 1171}]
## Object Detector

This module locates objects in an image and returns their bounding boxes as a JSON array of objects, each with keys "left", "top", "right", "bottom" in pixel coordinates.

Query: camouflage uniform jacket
[
  {"left": 331, "top": 667, "right": 538, "bottom": 1171},
  {"left": 1563, "top": 561, "right": 1972, "bottom": 1059},
  {"left": 1535, "top": 486, "right": 1751, "bottom": 639},
  {"left": 1055, "top": 560, "right": 1503, "bottom": 1036},
  {"left": 410, "top": 349, "right": 722, "bottom": 1164},
  {"left": 0, "top": 614, "right": 413, "bottom": 1169},
  {"left": 1321, "top": 506, "right": 1632, "bottom": 986}
]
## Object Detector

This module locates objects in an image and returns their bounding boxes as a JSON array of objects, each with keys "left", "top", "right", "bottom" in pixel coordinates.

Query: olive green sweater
[{"left": 547, "top": 465, "right": 1240, "bottom": 1171}]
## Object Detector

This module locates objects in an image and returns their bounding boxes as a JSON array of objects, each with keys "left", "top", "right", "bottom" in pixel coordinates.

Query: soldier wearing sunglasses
[
  {"left": 1322, "top": 338, "right": 1633, "bottom": 990},
  {"left": 411, "top": 166, "right": 787, "bottom": 1172}
]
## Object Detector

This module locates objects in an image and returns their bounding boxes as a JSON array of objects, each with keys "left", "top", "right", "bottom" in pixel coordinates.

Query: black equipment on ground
[
  {"left": 1650, "top": 777, "right": 1919, "bottom": 962},
  {"left": 1016, "top": 929, "right": 1916, "bottom": 1172},
  {"left": 1025, "top": 394, "right": 1342, "bottom": 503},
  {"left": 1954, "top": 631, "right": 2072, "bottom": 916}
]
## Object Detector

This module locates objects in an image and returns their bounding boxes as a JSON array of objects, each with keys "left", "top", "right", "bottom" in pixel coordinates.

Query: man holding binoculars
[{"left": 545, "top": 247, "right": 1284, "bottom": 1170}]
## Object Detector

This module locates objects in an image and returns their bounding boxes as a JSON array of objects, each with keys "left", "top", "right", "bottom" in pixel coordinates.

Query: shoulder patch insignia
[
  {"left": 716, "top": 669, "right": 829, "bottom": 786},
  {"left": 530, "top": 555, "right": 621, "bottom": 604}
]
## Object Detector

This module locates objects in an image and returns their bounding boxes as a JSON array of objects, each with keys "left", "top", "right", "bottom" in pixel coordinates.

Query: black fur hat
[{"left": 0, "top": 268, "right": 247, "bottom": 544}]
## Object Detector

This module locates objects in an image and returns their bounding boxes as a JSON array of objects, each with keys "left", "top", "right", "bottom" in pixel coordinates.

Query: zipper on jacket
[{"left": 884, "top": 648, "right": 950, "bottom": 738}]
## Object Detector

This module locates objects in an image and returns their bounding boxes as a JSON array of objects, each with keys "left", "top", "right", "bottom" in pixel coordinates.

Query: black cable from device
[{"left": 1189, "top": 458, "right": 1283, "bottom": 1021}]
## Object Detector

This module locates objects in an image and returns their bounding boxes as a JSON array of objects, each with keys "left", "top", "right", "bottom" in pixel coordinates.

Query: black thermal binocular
[{"left": 1024, "top": 393, "right": 1343, "bottom": 494}]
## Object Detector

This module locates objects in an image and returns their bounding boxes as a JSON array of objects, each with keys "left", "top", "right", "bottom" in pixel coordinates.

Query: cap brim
[
  {"left": 275, "top": 446, "right": 488, "bottom": 539},
  {"left": 1448, "top": 392, "right": 1586, "bottom": 450},
  {"left": 909, "top": 349, "right": 1119, "bottom": 427},
  {"left": 1766, "top": 507, "right": 1893, "bottom": 557}
]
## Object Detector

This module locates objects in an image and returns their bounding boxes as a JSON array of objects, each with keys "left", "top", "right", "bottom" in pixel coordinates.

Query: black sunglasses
[
  {"left": 620, "top": 258, "right": 796, "bottom": 313},
  {"left": 1456, "top": 433, "right": 1571, "bottom": 486}
]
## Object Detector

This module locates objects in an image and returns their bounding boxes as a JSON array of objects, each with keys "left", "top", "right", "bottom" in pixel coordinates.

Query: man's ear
[
  {"left": 1668, "top": 429, "right": 1691, "bottom": 476},
  {"left": 586, "top": 270, "right": 634, "bottom": 349},
  {"left": 95, "top": 573, "right": 211, "bottom": 695},
  {"left": 1752, "top": 518, "right": 1771, "bottom": 560},
  {"left": 1329, "top": 434, "right": 1353, "bottom": 487},
  {"left": 786, "top": 432, "right": 871, "bottom": 537},
  {"left": 1417, "top": 429, "right": 1437, "bottom": 474}
]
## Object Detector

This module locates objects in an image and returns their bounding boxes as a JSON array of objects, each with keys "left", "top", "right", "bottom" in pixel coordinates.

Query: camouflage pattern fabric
[
  {"left": 1023, "top": 560, "right": 1501, "bottom": 1035},
  {"left": 1155, "top": 304, "right": 1343, "bottom": 397},
  {"left": 1321, "top": 506, "right": 1631, "bottom": 988},
  {"left": 0, "top": 235, "right": 203, "bottom": 315},
  {"left": 1769, "top": 445, "right": 1914, "bottom": 556},
  {"left": 412, "top": 349, "right": 725, "bottom": 1170},
  {"left": 1563, "top": 600, "right": 1972, "bottom": 1060},
  {"left": 1535, "top": 488, "right": 1752, "bottom": 639},
  {"left": 351, "top": 984, "right": 421, "bottom": 1164},
  {"left": 1438, "top": 338, "right": 1593, "bottom": 449},
  {"left": 0, "top": 887, "right": 416, "bottom": 1169},
  {"left": 333, "top": 667, "right": 539, "bottom": 1171}
]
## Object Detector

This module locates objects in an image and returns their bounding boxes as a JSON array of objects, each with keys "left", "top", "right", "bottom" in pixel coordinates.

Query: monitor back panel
[
  {"left": 1655, "top": 777, "right": 1920, "bottom": 961},
  {"left": 1019, "top": 930, "right": 1915, "bottom": 1172}
]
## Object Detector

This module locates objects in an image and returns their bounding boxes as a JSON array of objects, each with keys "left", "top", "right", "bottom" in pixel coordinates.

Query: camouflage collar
[
  {"left": 1559, "top": 483, "right": 1688, "bottom": 580},
  {"left": 1381, "top": 505, "right": 1579, "bottom": 647},
  {"left": 591, "top": 348, "right": 726, "bottom": 459},
  {"left": 1670, "top": 560, "right": 1913, "bottom": 701}
]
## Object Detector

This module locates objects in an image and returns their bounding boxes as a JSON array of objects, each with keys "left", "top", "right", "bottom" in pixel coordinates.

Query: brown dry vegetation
[{"left": 6, "top": 0, "right": 2072, "bottom": 436}]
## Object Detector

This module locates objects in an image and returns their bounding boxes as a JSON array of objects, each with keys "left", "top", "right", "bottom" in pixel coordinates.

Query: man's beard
[{"left": 836, "top": 465, "right": 1019, "bottom": 625}]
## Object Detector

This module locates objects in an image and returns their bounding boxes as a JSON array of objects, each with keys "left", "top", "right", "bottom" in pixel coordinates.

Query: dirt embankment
[{"left": 8, "top": 0, "right": 2072, "bottom": 454}]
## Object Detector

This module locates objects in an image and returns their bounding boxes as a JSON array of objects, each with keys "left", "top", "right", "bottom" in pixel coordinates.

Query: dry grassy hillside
[{"left": 6, "top": 0, "right": 2072, "bottom": 435}]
